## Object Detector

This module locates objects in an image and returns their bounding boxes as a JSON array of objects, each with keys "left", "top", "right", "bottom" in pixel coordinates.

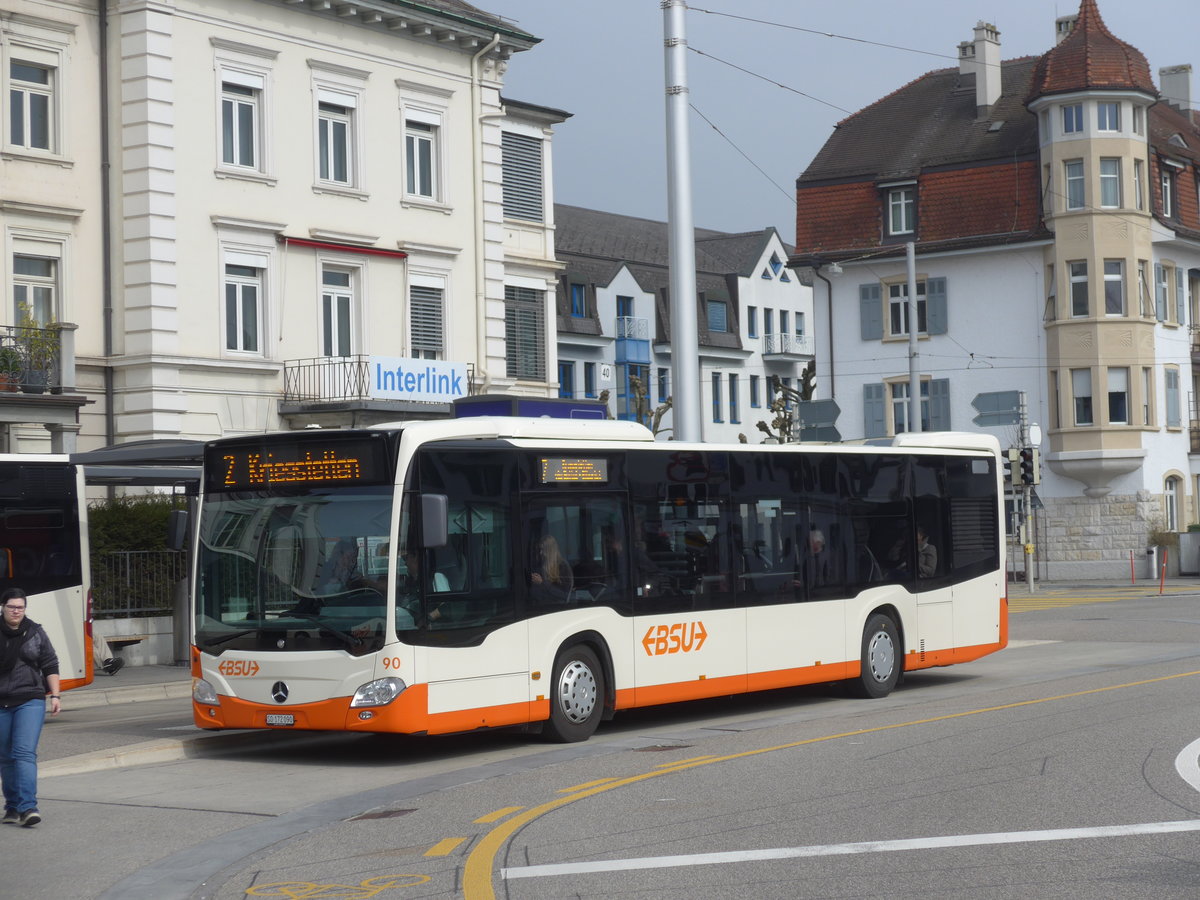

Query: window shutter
[
  {"left": 1155, "top": 264, "right": 1166, "bottom": 321},
  {"left": 410, "top": 285, "right": 443, "bottom": 355},
  {"left": 928, "top": 378, "right": 950, "bottom": 430},
  {"left": 504, "top": 285, "right": 546, "bottom": 379},
  {"left": 1166, "top": 370, "right": 1180, "bottom": 427},
  {"left": 926, "top": 277, "right": 948, "bottom": 334},
  {"left": 1176, "top": 268, "right": 1186, "bottom": 326},
  {"left": 859, "top": 284, "right": 882, "bottom": 340},
  {"left": 501, "top": 132, "right": 544, "bottom": 222},
  {"left": 863, "top": 383, "right": 886, "bottom": 438}
]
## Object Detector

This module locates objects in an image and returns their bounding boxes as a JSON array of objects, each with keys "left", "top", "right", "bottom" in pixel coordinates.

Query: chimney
[
  {"left": 1160, "top": 64, "right": 1193, "bottom": 113},
  {"left": 1055, "top": 14, "right": 1077, "bottom": 44},
  {"left": 973, "top": 21, "right": 1001, "bottom": 112},
  {"left": 958, "top": 40, "right": 977, "bottom": 77}
]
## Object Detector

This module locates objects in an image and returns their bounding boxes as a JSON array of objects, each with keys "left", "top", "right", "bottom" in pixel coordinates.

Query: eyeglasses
[{"left": 3, "top": 605, "right": 25, "bottom": 612}]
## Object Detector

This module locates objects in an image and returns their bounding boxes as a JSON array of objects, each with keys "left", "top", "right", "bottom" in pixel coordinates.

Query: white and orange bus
[
  {"left": 0, "top": 455, "right": 92, "bottom": 690},
  {"left": 190, "top": 419, "right": 1005, "bottom": 741}
]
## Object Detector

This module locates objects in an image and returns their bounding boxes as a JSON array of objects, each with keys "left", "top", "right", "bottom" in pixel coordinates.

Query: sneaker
[
  {"left": 19, "top": 809, "right": 40, "bottom": 828},
  {"left": 103, "top": 657, "right": 124, "bottom": 676},
  {"left": 1, "top": 808, "right": 17, "bottom": 825}
]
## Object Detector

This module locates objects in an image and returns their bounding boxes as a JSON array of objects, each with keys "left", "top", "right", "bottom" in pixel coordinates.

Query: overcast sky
[{"left": 494, "top": 0, "right": 1198, "bottom": 238}]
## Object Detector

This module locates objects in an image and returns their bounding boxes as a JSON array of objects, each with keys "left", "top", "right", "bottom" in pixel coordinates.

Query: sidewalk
[{"left": 68, "top": 662, "right": 193, "bottom": 710}]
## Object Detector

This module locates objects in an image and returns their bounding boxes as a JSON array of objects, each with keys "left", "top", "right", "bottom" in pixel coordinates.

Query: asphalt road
[{"left": 16, "top": 586, "right": 1200, "bottom": 899}]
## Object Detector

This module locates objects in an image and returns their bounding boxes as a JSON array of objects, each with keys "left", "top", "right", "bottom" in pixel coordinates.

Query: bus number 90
[{"left": 382, "top": 657, "right": 402, "bottom": 670}]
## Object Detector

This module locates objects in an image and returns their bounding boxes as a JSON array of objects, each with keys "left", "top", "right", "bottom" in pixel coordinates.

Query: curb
[
  {"left": 43, "top": 728, "right": 335, "bottom": 778},
  {"left": 66, "top": 681, "right": 193, "bottom": 710}
]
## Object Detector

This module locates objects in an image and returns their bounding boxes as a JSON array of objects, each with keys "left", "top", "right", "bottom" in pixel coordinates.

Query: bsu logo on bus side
[{"left": 642, "top": 621, "right": 707, "bottom": 656}]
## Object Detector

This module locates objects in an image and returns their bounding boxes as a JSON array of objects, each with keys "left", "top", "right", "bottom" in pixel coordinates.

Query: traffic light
[
  {"left": 1004, "top": 448, "right": 1019, "bottom": 487},
  {"left": 1019, "top": 447, "right": 1039, "bottom": 485}
]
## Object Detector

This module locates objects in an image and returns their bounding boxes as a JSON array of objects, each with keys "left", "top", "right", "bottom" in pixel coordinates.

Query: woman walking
[{"left": 0, "top": 587, "right": 61, "bottom": 827}]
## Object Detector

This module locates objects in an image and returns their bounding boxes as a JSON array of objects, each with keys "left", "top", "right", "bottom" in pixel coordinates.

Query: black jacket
[{"left": 0, "top": 618, "right": 59, "bottom": 707}]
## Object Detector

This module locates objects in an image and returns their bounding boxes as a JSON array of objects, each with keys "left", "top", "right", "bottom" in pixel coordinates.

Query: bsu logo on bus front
[{"left": 642, "top": 621, "right": 708, "bottom": 656}]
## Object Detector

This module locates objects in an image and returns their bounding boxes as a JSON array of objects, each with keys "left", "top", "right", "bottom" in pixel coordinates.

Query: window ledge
[
  {"left": 312, "top": 184, "right": 369, "bottom": 201},
  {"left": 1, "top": 149, "right": 73, "bottom": 168},
  {"left": 215, "top": 168, "right": 278, "bottom": 186},
  {"left": 401, "top": 196, "right": 453, "bottom": 215}
]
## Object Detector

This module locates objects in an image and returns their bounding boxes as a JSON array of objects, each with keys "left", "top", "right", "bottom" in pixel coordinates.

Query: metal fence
[{"left": 92, "top": 550, "right": 187, "bottom": 618}]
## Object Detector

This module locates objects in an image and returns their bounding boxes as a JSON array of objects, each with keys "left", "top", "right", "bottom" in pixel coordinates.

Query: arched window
[{"left": 1164, "top": 476, "right": 1181, "bottom": 532}]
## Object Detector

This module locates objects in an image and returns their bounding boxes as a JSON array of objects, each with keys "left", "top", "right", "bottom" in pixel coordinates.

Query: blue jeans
[{"left": 0, "top": 698, "right": 46, "bottom": 813}]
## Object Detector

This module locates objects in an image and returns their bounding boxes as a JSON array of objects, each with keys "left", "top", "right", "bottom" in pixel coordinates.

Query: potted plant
[
  {"left": 0, "top": 346, "right": 21, "bottom": 392},
  {"left": 15, "top": 303, "right": 57, "bottom": 394}
]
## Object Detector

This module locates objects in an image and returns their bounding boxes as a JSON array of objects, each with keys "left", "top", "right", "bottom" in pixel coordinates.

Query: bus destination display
[
  {"left": 540, "top": 457, "right": 608, "bottom": 484},
  {"left": 207, "top": 436, "right": 390, "bottom": 491}
]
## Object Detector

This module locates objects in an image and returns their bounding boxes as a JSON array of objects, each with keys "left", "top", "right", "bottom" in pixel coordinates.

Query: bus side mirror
[
  {"left": 167, "top": 509, "right": 190, "bottom": 551},
  {"left": 421, "top": 494, "right": 448, "bottom": 549}
]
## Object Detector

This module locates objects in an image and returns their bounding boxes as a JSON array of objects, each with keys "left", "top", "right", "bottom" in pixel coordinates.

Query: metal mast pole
[
  {"left": 906, "top": 242, "right": 921, "bottom": 432},
  {"left": 663, "top": 0, "right": 700, "bottom": 442}
]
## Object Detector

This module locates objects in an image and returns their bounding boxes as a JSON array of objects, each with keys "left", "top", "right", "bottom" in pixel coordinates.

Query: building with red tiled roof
[{"left": 790, "top": 1, "right": 1200, "bottom": 579}]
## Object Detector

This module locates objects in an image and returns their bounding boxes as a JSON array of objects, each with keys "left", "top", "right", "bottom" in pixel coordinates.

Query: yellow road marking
[
  {"left": 461, "top": 669, "right": 1200, "bottom": 899},
  {"left": 655, "top": 755, "right": 715, "bottom": 768},
  {"left": 424, "top": 837, "right": 467, "bottom": 857},
  {"left": 559, "top": 778, "right": 618, "bottom": 793},
  {"left": 472, "top": 806, "right": 524, "bottom": 824}
]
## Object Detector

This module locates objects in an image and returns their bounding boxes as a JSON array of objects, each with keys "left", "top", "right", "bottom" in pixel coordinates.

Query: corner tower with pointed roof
[{"left": 1025, "top": 0, "right": 1159, "bottom": 497}]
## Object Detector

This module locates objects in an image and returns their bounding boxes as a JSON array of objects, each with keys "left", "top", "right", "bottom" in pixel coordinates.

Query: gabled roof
[
  {"left": 798, "top": 57, "right": 1041, "bottom": 185},
  {"left": 553, "top": 205, "right": 798, "bottom": 346},
  {"left": 553, "top": 205, "right": 786, "bottom": 282},
  {"left": 1026, "top": 0, "right": 1155, "bottom": 101}
]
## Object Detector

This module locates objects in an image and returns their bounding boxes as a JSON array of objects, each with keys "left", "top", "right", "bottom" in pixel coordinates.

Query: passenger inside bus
[{"left": 530, "top": 534, "right": 573, "bottom": 605}]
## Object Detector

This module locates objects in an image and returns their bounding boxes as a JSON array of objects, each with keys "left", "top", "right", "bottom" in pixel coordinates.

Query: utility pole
[
  {"left": 1019, "top": 391, "right": 1034, "bottom": 594},
  {"left": 906, "top": 242, "right": 921, "bottom": 432},
  {"left": 663, "top": 0, "right": 700, "bottom": 442}
]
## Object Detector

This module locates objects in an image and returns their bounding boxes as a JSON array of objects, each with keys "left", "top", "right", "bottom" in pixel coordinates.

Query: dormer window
[
  {"left": 885, "top": 185, "right": 915, "bottom": 236},
  {"left": 1161, "top": 169, "right": 1175, "bottom": 217},
  {"left": 1062, "top": 103, "right": 1083, "bottom": 134}
]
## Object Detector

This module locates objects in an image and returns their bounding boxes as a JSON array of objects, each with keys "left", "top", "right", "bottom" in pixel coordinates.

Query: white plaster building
[{"left": 2, "top": 0, "right": 564, "bottom": 453}]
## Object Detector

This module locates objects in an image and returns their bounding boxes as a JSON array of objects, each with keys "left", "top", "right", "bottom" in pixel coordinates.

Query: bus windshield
[{"left": 194, "top": 486, "right": 393, "bottom": 656}]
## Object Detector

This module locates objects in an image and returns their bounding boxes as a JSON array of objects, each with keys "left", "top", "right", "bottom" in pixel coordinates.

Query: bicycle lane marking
[{"left": 460, "top": 669, "right": 1200, "bottom": 899}]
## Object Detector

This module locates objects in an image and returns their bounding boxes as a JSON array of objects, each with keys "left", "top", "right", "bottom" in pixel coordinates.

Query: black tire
[
  {"left": 855, "top": 612, "right": 901, "bottom": 699},
  {"left": 544, "top": 645, "right": 604, "bottom": 742}
]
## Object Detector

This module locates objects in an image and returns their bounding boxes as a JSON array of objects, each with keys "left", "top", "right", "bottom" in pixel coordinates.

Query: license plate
[{"left": 265, "top": 714, "right": 295, "bottom": 726}]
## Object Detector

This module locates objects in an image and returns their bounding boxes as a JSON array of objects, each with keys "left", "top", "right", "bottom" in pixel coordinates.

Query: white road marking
[
  {"left": 502, "top": 820, "right": 1200, "bottom": 880},
  {"left": 1175, "top": 736, "right": 1200, "bottom": 794}
]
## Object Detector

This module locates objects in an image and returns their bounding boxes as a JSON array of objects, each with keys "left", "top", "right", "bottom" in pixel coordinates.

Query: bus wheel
[
  {"left": 545, "top": 645, "right": 604, "bottom": 742},
  {"left": 855, "top": 613, "right": 900, "bottom": 699}
]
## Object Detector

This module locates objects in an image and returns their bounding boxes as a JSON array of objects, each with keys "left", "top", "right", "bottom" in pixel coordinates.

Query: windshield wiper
[{"left": 201, "top": 628, "right": 257, "bottom": 647}]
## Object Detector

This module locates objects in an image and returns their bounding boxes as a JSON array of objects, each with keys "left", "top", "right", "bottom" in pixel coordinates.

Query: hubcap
[
  {"left": 867, "top": 629, "right": 895, "bottom": 683},
  {"left": 557, "top": 659, "right": 598, "bottom": 724}
]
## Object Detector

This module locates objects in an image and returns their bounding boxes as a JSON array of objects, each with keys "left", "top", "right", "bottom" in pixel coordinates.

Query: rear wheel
[
  {"left": 855, "top": 612, "right": 900, "bottom": 698},
  {"left": 544, "top": 645, "right": 604, "bottom": 742}
]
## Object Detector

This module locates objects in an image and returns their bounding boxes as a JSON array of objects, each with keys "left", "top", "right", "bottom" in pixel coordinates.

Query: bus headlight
[
  {"left": 193, "top": 678, "right": 219, "bottom": 706},
  {"left": 351, "top": 677, "right": 407, "bottom": 708}
]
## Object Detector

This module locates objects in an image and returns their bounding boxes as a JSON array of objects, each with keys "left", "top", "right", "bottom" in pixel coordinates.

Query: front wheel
[
  {"left": 544, "top": 645, "right": 604, "bottom": 742},
  {"left": 855, "top": 612, "right": 900, "bottom": 698}
]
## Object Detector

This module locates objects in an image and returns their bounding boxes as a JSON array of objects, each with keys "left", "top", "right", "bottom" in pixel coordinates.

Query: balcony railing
[
  {"left": 762, "top": 332, "right": 815, "bottom": 357},
  {"left": 0, "top": 324, "right": 63, "bottom": 393},
  {"left": 282, "top": 356, "right": 476, "bottom": 405},
  {"left": 283, "top": 356, "right": 371, "bottom": 402},
  {"left": 1191, "top": 325, "right": 1200, "bottom": 355},
  {"left": 616, "top": 316, "right": 649, "bottom": 340}
]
